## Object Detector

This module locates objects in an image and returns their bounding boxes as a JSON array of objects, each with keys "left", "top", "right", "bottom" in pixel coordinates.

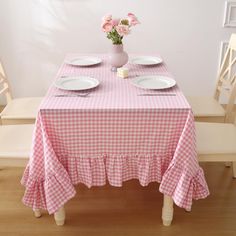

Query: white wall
[{"left": 0, "top": 0, "right": 234, "bottom": 99}]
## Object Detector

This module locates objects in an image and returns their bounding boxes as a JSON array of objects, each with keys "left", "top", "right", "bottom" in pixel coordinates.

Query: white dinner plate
[
  {"left": 129, "top": 56, "right": 163, "bottom": 66},
  {"left": 55, "top": 76, "right": 99, "bottom": 91},
  {"left": 131, "top": 75, "right": 176, "bottom": 90},
  {"left": 65, "top": 57, "right": 102, "bottom": 66}
]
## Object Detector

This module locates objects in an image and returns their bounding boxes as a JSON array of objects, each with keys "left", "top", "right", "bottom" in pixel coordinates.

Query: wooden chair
[
  {"left": 0, "top": 124, "right": 34, "bottom": 167},
  {"left": 196, "top": 120, "right": 236, "bottom": 178},
  {"left": 0, "top": 61, "right": 42, "bottom": 125},
  {"left": 187, "top": 33, "right": 236, "bottom": 123}
]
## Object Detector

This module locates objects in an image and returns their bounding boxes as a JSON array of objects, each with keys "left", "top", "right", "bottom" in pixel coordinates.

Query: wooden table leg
[
  {"left": 225, "top": 162, "right": 231, "bottom": 167},
  {"left": 232, "top": 162, "right": 236, "bottom": 178},
  {"left": 34, "top": 209, "right": 41, "bottom": 218},
  {"left": 54, "top": 206, "right": 65, "bottom": 226},
  {"left": 162, "top": 195, "right": 174, "bottom": 226}
]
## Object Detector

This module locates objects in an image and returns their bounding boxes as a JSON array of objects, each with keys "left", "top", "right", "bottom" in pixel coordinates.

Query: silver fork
[
  {"left": 137, "top": 93, "right": 176, "bottom": 96},
  {"left": 54, "top": 92, "right": 90, "bottom": 97}
]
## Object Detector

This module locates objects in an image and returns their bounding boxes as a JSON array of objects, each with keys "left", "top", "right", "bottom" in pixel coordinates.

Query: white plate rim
[
  {"left": 55, "top": 76, "right": 100, "bottom": 91},
  {"left": 65, "top": 56, "right": 102, "bottom": 66},
  {"left": 129, "top": 56, "right": 163, "bottom": 65},
  {"left": 131, "top": 75, "right": 176, "bottom": 90}
]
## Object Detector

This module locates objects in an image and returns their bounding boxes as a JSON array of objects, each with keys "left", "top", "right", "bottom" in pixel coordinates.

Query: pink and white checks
[{"left": 21, "top": 54, "right": 209, "bottom": 214}]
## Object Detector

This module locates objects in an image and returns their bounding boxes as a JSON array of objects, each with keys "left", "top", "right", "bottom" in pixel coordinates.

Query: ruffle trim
[
  {"left": 160, "top": 166, "right": 209, "bottom": 211},
  {"left": 21, "top": 166, "right": 76, "bottom": 214},
  {"left": 61, "top": 155, "right": 169, "bottom": 187},
  {"left": 21, "top": 155, "right": 209, "bottom": 214}
]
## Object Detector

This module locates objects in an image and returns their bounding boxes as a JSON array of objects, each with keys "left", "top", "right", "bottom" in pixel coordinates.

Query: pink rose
[
  {"left": 115, "top": 24, "right": 130, "bottom": 36},
  {"left": 102, "top": 14, "right": 112, "bottom": 22},
  {"left": 111, "top": 18, "right": 120, "bottom": 27},
  {"left": 127, "top": 13, "right": 140, "bottom": 26},
  {"left": 101, "top": 21, "right": 113, "bottom": 32}
]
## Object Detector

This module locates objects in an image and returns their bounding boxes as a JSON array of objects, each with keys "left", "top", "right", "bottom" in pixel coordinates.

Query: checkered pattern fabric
[{"left": 21, "top": 54, "right": 209, "bottom": 214}]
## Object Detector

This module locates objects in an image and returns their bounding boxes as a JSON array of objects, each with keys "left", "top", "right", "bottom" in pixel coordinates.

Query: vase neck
[{"left": 111, "top": 44, "right": 124, "bottom": 53}]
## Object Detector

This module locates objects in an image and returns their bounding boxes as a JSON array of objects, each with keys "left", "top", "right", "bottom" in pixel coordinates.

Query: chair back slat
[
  {"left": 220, "top": 57, "right": 236, "bottom": 79},
  {"left": 0, "top": 85, "right": 9, "bottom": 95},
  {"left": 214, "top": 34, "right": 236, "bottom": 122},
  {"left": 0, "top": 78, "right": 5, "bottom": 84},
  {"left": 0, "top": 61, "right": 12, "bottom": 104}
]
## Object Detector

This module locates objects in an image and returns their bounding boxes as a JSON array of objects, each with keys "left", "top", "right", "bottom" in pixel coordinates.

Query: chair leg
[
  {"left": 162, "top": 195, "right": 174, "bottom": 226},
  {"left": 54, "top": 206, "right": 65, "bottom": 226},
  {"left": 225, "top": 162, "right": 231, "bottom": 167},
  {"left": 232, "top": 162, "right": 236, "bottom": 178},
  {"left": 34, "top": 209, "right": 41, "bottom": 218}
]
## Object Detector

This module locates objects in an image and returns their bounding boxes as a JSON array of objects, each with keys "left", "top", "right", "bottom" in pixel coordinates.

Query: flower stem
[{"left": 107, "top": 29, "right": 123, "bottom": 44}]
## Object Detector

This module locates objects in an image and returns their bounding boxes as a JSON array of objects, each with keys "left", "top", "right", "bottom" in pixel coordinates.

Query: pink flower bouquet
[{"left": 101, "top": 13, "right": 140, "bottom": 45}]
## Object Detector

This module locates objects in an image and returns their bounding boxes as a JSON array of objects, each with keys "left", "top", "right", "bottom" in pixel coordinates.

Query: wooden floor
[{"left": 0, "top": 163, "right": 236, "bottom": 236}]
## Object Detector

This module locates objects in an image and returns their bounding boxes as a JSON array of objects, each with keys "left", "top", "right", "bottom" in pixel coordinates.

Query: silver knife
[{"left": 138, "top": 93, "right": 176, "bottom": 96}]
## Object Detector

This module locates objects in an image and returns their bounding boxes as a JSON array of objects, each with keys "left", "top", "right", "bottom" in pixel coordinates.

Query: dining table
[{"left": 21, "top": 53, "right": 209, "bottom": 226}]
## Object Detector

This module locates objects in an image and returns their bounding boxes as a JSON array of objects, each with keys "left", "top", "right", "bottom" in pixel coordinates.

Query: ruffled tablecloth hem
[
  {"left": 160, "top": 166, "right": 209, "bottom": 211},
  {"left": 21, "top": 166, "right": 76, "bottom": 214},
  {"left": 21, "top": 155, "right": 209, "bottom": 214}
]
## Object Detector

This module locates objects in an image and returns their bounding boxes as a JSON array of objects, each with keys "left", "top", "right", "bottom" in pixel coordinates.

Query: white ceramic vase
[{"left": 109, "top": 44, "right": 128, "bottom": 71}]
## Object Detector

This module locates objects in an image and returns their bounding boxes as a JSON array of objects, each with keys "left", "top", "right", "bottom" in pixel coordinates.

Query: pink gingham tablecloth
[{"left": 21, "top": 54, "right": 209, "bottom": 214}]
